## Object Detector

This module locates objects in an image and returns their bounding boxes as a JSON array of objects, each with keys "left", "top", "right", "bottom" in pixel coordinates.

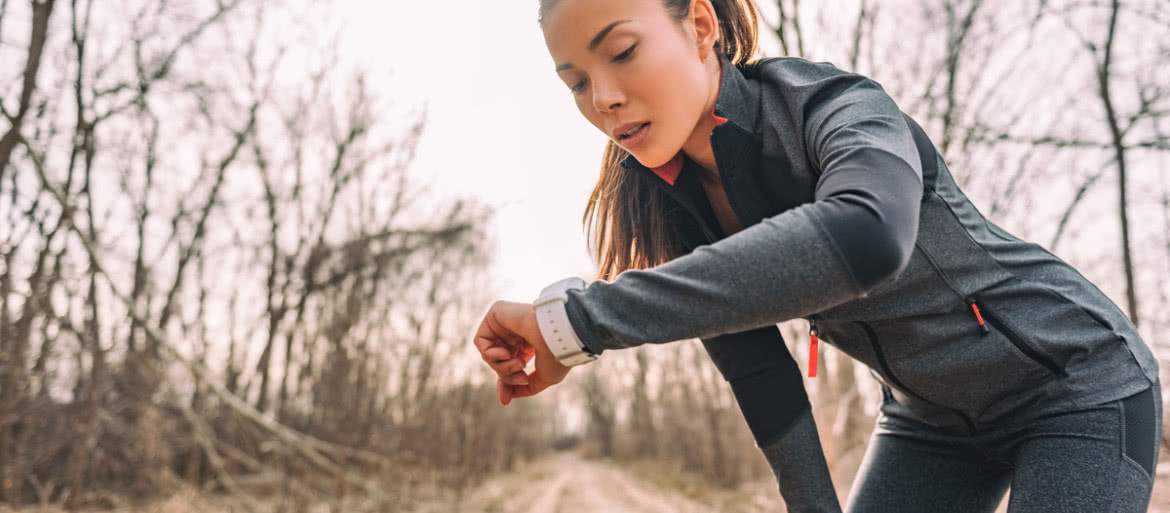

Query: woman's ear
[{"left": 691, "top": 0, "right": 720, "bottom": 60}]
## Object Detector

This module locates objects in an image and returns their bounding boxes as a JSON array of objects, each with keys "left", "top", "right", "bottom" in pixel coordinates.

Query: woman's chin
[{"left": 629, "top": 149, "right": 674, "bottom": 169}]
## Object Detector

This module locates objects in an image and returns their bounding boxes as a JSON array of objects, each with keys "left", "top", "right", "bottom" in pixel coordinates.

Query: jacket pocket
[
  {"left": 965, "top": 295, "right": 1069, "bottom": 378},
  {"left": 867, "top": 298, "right": 1062, "bottom": 424},
  {"left": 961, "top": 273, "right": 1147, "bottom": 403}
]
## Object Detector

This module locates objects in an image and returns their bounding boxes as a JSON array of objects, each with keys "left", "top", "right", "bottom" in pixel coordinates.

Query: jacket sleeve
[{"left": 563, "top": 73, "right": 923, "bottom": 355}]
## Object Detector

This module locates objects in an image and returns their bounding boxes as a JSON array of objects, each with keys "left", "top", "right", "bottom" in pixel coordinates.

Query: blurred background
[{"left": 0, "top": 0, "right": 1168, "bottom": 511}]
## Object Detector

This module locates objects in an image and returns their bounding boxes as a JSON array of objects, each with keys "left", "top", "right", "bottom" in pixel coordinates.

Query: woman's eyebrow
[{"left": 555, "top": 19, "right": 632, "bottom": 71}]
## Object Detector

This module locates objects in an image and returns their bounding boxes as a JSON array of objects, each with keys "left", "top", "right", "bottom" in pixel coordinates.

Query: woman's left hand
[{"left": 472, "top": 300, "right": 571, "bottom": 406}]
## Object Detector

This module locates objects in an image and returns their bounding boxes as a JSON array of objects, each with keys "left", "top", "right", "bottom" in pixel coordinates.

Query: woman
[{"left": 471, "top": 0, "right": 1163, "bottom": 511}]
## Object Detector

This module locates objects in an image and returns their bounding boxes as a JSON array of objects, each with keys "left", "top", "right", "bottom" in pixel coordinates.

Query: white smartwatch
[{"left": 533, "top": 276, "right": 599, "bottom": 367}]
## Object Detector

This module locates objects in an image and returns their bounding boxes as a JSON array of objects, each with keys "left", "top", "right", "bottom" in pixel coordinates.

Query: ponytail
[{"left": 704, "top": 0, "right": 762, "bottom": 68}]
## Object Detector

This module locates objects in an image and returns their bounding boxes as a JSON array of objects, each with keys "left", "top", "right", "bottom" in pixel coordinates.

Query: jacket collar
[
  {"left": 617, "top": 53, "right": 768, "bottom": 243},
  {"left": 620, "top": 53, "right": 761, "bottom": 185}
]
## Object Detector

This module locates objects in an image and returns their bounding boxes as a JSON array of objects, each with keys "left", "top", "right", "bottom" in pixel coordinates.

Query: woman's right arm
[{"left": 700, "top": 323, "right": 843, "bottom": 513}]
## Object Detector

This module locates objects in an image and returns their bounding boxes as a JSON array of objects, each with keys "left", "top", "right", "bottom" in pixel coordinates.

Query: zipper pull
[
  {"left": 808, "top": 317, "right": 819, "bottom": 378},
  {"left": 966, "top": 297, "right": 990, "bottom": 335}
]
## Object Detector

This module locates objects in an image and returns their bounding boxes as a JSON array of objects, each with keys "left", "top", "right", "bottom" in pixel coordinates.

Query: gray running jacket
[{"left": 558, "top": 53, "right": 1160, "bottom": 512}]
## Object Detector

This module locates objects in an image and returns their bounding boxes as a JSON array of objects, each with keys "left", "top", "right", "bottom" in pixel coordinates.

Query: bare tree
[{"left": 0, "top": 0, "right": 519, "bottom": 508}]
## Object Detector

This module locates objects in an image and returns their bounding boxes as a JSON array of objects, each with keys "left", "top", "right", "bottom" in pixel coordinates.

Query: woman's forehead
[{"left": 542, "top": 0, "right": 664, "bottom": 57}]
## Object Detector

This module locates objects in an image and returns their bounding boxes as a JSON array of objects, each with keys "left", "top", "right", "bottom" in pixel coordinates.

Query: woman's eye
[
  {"left": 614, "top": 43, "right": 637, "bottom": 62},
  {"left": 565, "top": 44, "right": 635, "bottom": 95}
]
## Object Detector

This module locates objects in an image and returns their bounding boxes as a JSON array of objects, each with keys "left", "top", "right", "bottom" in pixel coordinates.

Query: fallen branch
[{"left": 29, "top": 140, "right": 402, "bottom": 504}]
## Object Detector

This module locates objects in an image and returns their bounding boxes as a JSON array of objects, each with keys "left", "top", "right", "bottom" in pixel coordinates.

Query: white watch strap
[{"left": 534, "top": 277, "right": 597, "bottom": 366}]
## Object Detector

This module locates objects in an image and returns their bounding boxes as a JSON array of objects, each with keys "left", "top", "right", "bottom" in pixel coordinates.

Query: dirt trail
[{"left": 455, "top": 450, "right": 716, "bottom": 513}]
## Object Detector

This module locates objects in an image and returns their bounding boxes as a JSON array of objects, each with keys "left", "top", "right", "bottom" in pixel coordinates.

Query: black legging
[{"left": 844, "top": 380, "right": 1162, "bottom": 512}]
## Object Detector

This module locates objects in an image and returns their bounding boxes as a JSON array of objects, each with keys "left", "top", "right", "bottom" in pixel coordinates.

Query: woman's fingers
[
  {"left": 473, "top": 301, "right": 526, "bottom": 348},
  {"left": 483, "top": 345, "right": 523, "bottom": 365},
  {"left": 495, "top": 361, "right": 526, "bottom": 381},
  {"left": 506, "top": 370, "right": 529, "bottom": 386},
  {"left": 499, "top": 375, "right": 541, "bottom": 405},
  {"left": 473, "top": 302, "right": 537, "bottom": 379},
  {"left": 475, "top": 300, "right": 567, "bottom": 406},
  {"left": 506, "top": 374, "right": 545, "bottom": 400},
  {"left": 486, "top": 347, "right": 529, "bottom": 384},
  {"left": 481, "top": 346, "right": 513, "bottom": 365},
  {"left": 498, "top": 377, "right": 511, "bottom": 406},
  {"left": 496, "top": 374, "right": 531, "bottom": 406},
  {"left": 519, "top": 344, "right": 536, "bottom": 364},
  {"left": 482, "top": 349, "right": 526, "bottom": 379}
]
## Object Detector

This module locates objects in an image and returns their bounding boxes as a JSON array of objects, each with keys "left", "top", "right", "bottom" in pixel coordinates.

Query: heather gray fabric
[
  {"left": 564, "top": 53, "right": 924, "bottom": 351},
  {"left": 558, "top": 53, "right": 1161, "bottom": 512},
  {"left": 761, "top": 407, "right": 843, "bottom": 512},
  {"left": 844, "top": 381, "right": 1161, "bottom": 512}
]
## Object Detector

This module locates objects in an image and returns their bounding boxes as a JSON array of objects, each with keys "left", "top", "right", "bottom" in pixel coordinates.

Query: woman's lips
[{"left": 617, "top": 122, "right": 651, "bottom": 149}]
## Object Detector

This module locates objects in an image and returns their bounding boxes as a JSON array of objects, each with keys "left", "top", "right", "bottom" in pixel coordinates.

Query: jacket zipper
[
  {"left": 965, "top": 296, "right": 1068, "bottom": 377},
  {"left": 855, "top": 319, "right": 977, "bottom": 434},
  {"left": 807, "top": 317, "right": 819, "bottom": 378}
]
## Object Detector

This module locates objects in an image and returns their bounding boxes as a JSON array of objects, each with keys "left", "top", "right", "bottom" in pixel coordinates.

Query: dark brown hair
[{"left": 538, "top": 0, "right": 763, "bottom": 281}]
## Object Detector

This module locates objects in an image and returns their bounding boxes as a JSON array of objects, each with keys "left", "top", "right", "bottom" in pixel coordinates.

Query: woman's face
[{"left": 541, "top": 0, "right": 718, "bottom": 169}]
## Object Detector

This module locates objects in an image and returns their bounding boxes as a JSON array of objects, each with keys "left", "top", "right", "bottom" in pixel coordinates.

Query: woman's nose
[{"left": 591, "top": 80, "right": 624, "bottom": 113}]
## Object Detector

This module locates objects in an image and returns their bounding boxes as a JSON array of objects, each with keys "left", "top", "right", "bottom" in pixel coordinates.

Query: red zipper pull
[
  {"left": 966, "top": 297, "right": 990, "bottom": 335},
  {"left": 808, "top": 318, "right": 819, "bottom": 378}
]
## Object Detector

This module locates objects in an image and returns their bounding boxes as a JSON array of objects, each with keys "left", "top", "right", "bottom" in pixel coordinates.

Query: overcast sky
[
  {"left": 325, "top": 0, "right": 800, "bottom": 307},
  {"left": 333, "top": 0, "right": 610, "bottom": 304}
]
